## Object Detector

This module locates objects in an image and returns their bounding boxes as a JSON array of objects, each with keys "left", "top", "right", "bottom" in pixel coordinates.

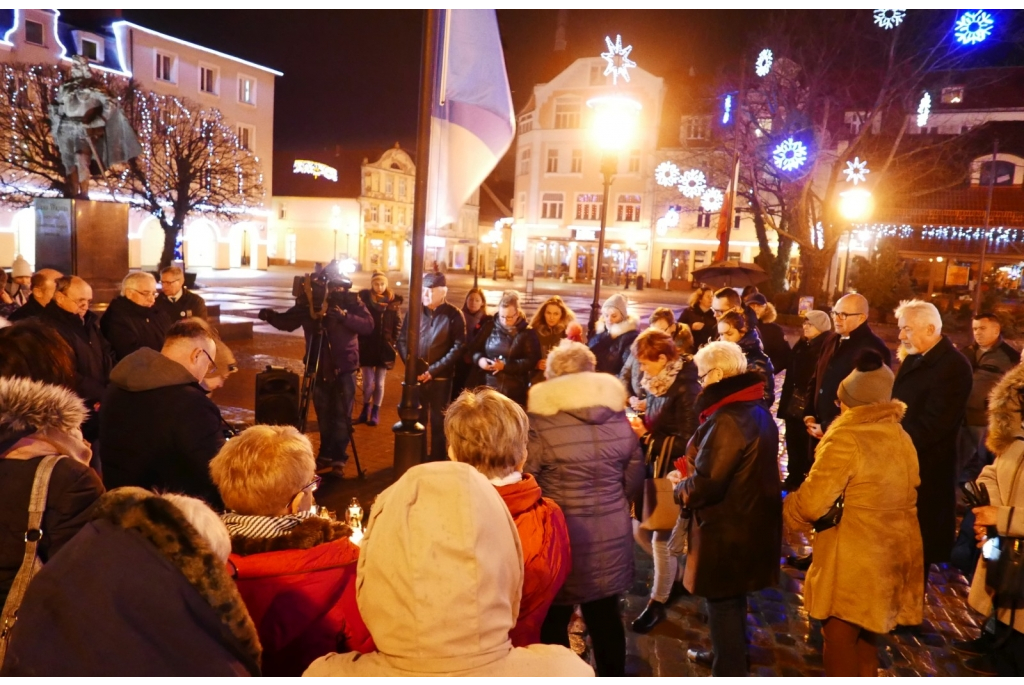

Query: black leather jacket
[
  {"left": 397, "top": 301, "right": 466, "bottom": 380},
  {"left": 471, "top": 317, "right": 541, "bottom": 406}
]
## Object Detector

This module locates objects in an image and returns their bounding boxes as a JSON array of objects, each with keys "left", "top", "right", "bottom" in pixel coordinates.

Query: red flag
[{"left": 715, "top": 158, "right": 740, "bottom": 262}]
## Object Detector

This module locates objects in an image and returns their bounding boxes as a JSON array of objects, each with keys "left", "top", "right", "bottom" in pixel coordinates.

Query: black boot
[
  {"left": 354, "top": 403, "right": 370, "bottom": 425},
  {"left": 367, "top": 405, "right": 381, "bottom": 427},
  {"left": 787, "top": 553, "right": 813, "bottom": 571},
  {"left": 631, "top": 600, "right": 666, "bottom": 634}
]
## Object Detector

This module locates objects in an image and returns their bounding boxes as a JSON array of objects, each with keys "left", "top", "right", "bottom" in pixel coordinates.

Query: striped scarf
[{"left": 221, "top": 511, "right": 315, "bottom": 539}]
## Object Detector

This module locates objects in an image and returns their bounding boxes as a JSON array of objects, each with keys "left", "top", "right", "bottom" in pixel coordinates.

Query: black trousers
[
  {"left": 993, "top": 624, "right": 1024, "bottom": 676},
  {"left": 312, "top": 370, "right": 356, "bottom": 464},
  {"left": 418, "top": 377, "right": 453, "bottom": 462},
  {"left": 706, "top": 594, "right": 749, "bottom": 677},
  {"left": 784, "top": 418, "right": 812, "bottom": 488},
  {"left": 540, "top": 595, "right": 624, "bottom": 677}
]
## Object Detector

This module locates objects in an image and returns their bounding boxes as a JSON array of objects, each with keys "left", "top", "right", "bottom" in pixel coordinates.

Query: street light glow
[
  {"left": 587, "top": 95, "right": 642, "bottom": 152},
  {"left": 838, "top": 188, "right": 874, "bottom": 223}
]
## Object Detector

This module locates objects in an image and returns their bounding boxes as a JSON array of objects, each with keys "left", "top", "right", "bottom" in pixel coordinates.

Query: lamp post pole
[
  {"left": 473, "top": 221, "right": 480, "bottom": 289},
  {"left": 588, "top": 154, "right": 616, "bottom": 338},
  {"left": 974, "top": 139, "right": 998, "bottom": 316}
]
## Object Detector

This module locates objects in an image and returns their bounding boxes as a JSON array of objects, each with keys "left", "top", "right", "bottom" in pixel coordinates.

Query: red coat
[
  {"left": 496, "top": 474, "right": 571, "bottom": 647},
  {"left": 226, "top": 518, "right": 375, "bottom": 676}
]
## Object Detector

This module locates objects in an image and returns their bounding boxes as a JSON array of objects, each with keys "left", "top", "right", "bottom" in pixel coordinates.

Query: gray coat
[{"left": 526, "top": 371, "right": 644, "bottom": 605}]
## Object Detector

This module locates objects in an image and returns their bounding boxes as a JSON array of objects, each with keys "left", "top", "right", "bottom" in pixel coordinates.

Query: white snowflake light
[
  {"left": 772, "top": 137, "right": 808, "bottom": 172},
  {"left": 677, "top": 169, "right": 707, "bottom": 198},
  {"left": 701, "top": 188, "right": 725, "bottom": 213},
  {"left": 955, "top": 10, "right": 994, "bottom": 45},
  {"left": 873, "top": 9, "right": 906, "bottom": 29},
  {"left": 656, "top": 207, "right": 681, "bottom": 235},
  {"left": 755, "top": 49, "right": 773, "bottom": 78},
  {"left": 843, "top": 157, "right": 870, "bottom": 185},
  {"left": 722, "top": 94, "right": 732, "bottom": 125},
  {"left": 654, "top": 161, "right": 681, "bottom": 187},
  {"left": 600, "top": 34, "right": 636, "bottom": 85},
  {"left": 917, "top": 92, "right": 931, "bottom": 128}
]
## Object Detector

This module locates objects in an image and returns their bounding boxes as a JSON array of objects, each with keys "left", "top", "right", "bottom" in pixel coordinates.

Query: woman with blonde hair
[{"left": 529, "top": 295, "right": 576, "bottom": 385}]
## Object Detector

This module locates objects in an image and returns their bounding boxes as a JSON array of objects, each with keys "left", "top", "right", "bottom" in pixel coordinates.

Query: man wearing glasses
[
  {"left": 100, "top": 271, "right": 172, "bottom": 361},
  {"left": 155, "top": 265, "right": 208, "bottom": 323},
  {"left": 101, "top": 317, "right": 227, "bottom": 508}
]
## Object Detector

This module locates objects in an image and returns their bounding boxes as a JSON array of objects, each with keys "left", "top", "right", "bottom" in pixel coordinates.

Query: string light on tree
[
  {"left": 755, "top": 49, "right": 773, "bottom": 77},
  {"left": 654, "top": 161, "right": 681, "bottom": 187},
  {"left": 873, "top": 9, "right": 906, "bottom": 29},
  {"left": 843, "top": 157, "right": 870, "bottom": 185},
  {"left": 772, "top": 137, "right": 808, "bottom": 172},
  {"left": 677, "top": 168, "right": 707, "bottom": 198},
  {"left": 916, "top": 92, "right": 931, "bottom": 128},
  {"left": 655, "top": 206, "right": 681, "bottom": 235},
  {"left": 954, "top": 10, "right": 994, "bottom": 45},
  {"left": 722, "top": 94, "right": 732, "bottom": 125},
  {"left": 600, "top": 34, "right": 636, "bottom": 85},
  {"left": 700, "top": 187, "right": 724, "bottom": 212}
]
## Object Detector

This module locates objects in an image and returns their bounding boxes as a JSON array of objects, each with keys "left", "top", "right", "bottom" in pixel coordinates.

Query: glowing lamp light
[
  {"left": 954, "top": 10, "right": 994, "bottom": 45},
  {"left": 838, "top": 188, "right": 875, "bottom": 223},
  {"left": 772, "top": 137, "right": 808, "bottom": 172},
  {"left": 587, "top": 95, "right": 642, "bottom": 152}
]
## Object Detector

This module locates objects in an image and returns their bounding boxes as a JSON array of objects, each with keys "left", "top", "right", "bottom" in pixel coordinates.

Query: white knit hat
[
  {"left": 12, "top": 255, "right": 31, "bottom": 278},
  {"left": 602, "top": 293, "right": 629, "bottom": 319}
]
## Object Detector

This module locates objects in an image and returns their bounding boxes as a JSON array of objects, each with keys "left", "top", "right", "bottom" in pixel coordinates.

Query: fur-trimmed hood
[
  {"left": 93, "top": 488, "right": 262, "bottom": 672},
  {"left": 758, "top": 303, "right": 778, "bottom": 324},
  {"left": 825, "top": 399, "right": 907, "bottom": 434},
  {"left": 228, "top": 516, "right": 352, "bottom": 556},
  {"left": 595, "top": 314, "right": 639, "bottom": 339},
  {"left": 0, "top": 376, "right": 87, "bottom": 442},
  {"left": 986, "top": 361, "right": 1024, "bottom": 454},
  {"left": 527, "top": 370, "right": 627, "bottom": 417}
]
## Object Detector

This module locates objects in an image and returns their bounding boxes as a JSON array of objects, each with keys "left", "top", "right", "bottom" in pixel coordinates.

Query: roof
[{"left": 111, "top": 21, "right": 283, "bottom": 76}]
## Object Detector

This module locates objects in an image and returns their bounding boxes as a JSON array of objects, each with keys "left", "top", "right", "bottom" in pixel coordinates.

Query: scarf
[
  {"left": 641, "top": 357, "right": 683, "bottom": 398},
  {"left": 2, "top": 427, "right": 93, "bottom": 465},
  {"left": 221, "top": 510, "right": 315, "bottom": 539},
  {"left": 698, "top": 383, "right": 765, "bottom": 424}
]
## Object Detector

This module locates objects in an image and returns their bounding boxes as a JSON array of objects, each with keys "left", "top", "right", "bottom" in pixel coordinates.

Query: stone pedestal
[{"left": 34, "top": 198, "right": 129, "bottom": 304}]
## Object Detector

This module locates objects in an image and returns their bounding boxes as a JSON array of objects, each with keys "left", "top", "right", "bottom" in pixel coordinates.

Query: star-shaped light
[
  {"left": 955, "top": 10, "right": 994, "bottom": 45},
  {"left": 772, "top": 137, "right": 808, "bottom": 172},
  {"left": 873, "top": 9, "right": 906, "bottom": 30},
  {"left": 755, "top": 49, "right": 773, "bottom": 78},
  {"left": 843, "top": 157, "right": 870, "bottom": 185},
  {"left": 701, "top": 188, "right": 725, "bottom": 212},
  {"left": 677, "top": 169, "right": 707, "bottom": 198},
  {"left": 916, "top": 92, "right": 931, "bottom": 128},
  {"left": 654, "top": 161, "right": 681, "bottom": 187},
  {"left": 600, "top": 35, "right": 636, "bottom": 85}
]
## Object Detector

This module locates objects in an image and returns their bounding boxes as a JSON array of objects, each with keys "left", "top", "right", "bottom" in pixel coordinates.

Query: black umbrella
[{"left": 691, "top": 260, "right": 769, "bottom": 288}]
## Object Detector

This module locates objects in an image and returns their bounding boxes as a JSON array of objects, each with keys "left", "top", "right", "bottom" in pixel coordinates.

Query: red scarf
[{"left": 698, "top": 383, "right": 764, "bottom": 424}]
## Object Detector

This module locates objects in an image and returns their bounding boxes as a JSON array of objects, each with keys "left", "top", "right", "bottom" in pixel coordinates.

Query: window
[
  {"left": 363, "top": 172, "right": 372, "bottom": 193},
  {"left": 199, "top": 66, "right": 218, "bottom": 95},
  {"left": 541, "top": 193, "right": 564, "bottom": 220},
  {"left": 554, "top": 100, "right": 581, "bottom": 129},
  {"left": 628, "top": 149, "right": 641, "bottom": 173},
  {"left": 590, "top": 65, "right": 605, "bottom": 86},
  {"left": 519, "top": 147, "right": 531, "bottom": 176},
  {"left": 398, "top": 177, "right": 407, "bottom": 199},
  {"left": 397, "top": 207, "right": 406, "bottom": 225},
  {"left": 941, "top": 86, "right": 964, "bottom": 105},
  {"left": 685, "top": 117, "right": 709, "bottom": 140},
  {"left": 571, "top": 149, "right": 583, "bottom": 174},
  {"left": 237, "top": 125, "right": 254, "bottom": 151},
  {"left": 519, "top": 113, "right": 533, "bottom": 135},
  {"left": 517, "top": 192, "right": 526, "bottom": 219},
  {"left": 734, "top": 209, "right": 742, "bottom": 229},
  {"left": 385, "top": 175, "right": 394, "bottom": 196},
  {"left": 617, "top": 194, "right": 641, "bottom": 222},
  {"left": 370, "top": 204, "right": 379, "bottom": 222},
  {"left": 81, "top": 39, "right": 99, "bottom": 61},
  {"left": 156, "top": 52, "right": 176, "bottom": 83},
  {"left": 576, "top": 193, "right": 603, "bottom": 221},
  {"left": 278, "top": 205, "right": 287, "bottom": 220},
  {"left": 546, "top": 148, "right": 559, "bottom": 173},
  {"left": 238, "top": 76, "right": 256, "bottom": 105},
  {"left": 694, "top": 250, "right": 709, "bottom": 269},
  {"left": 384, "top": 205, "right": 393, "bottom": 224},
  {"left": 698, "top": 210, "right": 712, "bottom": 228},
  {"left": 24, "top": 20, "right": 44, "bottom": 46},
  {"left": 980, "top": 160, "right": 1015, "bottom": 186}
]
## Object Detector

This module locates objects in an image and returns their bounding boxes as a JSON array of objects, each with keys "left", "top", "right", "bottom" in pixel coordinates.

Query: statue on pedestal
[{"left": 48, "top": 56, "right": 142, "bottom": 199}]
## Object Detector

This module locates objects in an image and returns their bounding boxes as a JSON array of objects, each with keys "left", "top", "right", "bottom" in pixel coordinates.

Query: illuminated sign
[
  {"left": 574, "top": 228, "right": 598, "bottom": 241},
  {"left": 292, "top": 160, "right": 338, "bottom": 182}
]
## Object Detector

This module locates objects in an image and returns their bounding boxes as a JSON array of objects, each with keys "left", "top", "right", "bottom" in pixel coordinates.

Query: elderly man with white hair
[
  {"left": 670, "top": 341, "right": 781, "bottom": 676},
  {"left": 891, "top": 299, "right": 973, "bottom": 581},
  {"left": 100, "top": 271, "right": 172, "bottom": 361}
]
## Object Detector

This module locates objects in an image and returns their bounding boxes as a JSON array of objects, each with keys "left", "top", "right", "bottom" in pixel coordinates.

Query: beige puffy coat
[{"left": 784, "top": 400, "right": 924, "bottom": 633}]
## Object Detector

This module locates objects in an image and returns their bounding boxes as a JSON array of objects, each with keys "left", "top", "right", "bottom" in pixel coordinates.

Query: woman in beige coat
[{"left": 784, "top": 350, "right": 924, "bottom": 676}]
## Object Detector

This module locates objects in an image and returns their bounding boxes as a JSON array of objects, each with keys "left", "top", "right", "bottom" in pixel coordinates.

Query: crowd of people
[{"left": 2, "top": 256, "right": 1024, "bottom": 676}]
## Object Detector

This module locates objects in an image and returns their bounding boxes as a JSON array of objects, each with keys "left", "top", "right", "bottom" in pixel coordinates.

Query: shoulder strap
[{"left": 0, "top": 454, "right": 65, "bottom": 663}]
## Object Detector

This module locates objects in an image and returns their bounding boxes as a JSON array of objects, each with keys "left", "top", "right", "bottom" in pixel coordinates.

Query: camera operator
[{"left": 259, "top": 266, "right": 373, "bottom": 476}]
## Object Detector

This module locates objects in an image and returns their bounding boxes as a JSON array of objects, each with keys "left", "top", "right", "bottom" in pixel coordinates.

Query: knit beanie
[
  {"left": 12, "top": 255, "right": 31, "bottom": 278},
  {"left": 371, "top": 270, "right": 387, "bottom": 284},
  {"left": 804, "top": 310, "right": 832, "bottom": 334},
  {"left": 602, "top": 293, "right": 629, "bottom": 320},
  {"left": 837, "top": 350, "right": 894, "bottom": 408}
]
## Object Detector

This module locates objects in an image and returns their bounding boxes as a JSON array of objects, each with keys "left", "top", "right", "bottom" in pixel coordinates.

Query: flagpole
[{"left": 393, "top": 8, "right": 442, "bottom": 477}]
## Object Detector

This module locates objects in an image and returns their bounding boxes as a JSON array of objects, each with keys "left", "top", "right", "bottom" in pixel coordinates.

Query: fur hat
[
  {"left": 602, "top": 293, "right": 629, "bottom": 319},
  {"left": 838, "top": 350, "right": 893, "bottom": 408},
  {"left": 804, "top": 310, "right": 832, "bottom": 334},
  {"left": 12, "top": 255, "right": 31, "bottom": 278},
  {"left": 423, "top": 272, "right": 446, "bottom": 288}
]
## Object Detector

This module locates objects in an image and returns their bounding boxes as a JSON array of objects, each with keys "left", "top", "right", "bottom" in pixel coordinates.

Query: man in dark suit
[{"left": 155, "top": 266, "right": 208, "bottom": 324}]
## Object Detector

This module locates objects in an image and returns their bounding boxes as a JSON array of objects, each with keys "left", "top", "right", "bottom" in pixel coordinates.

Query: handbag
[
  {"left": 812, "top": 495, "right": 844, "bottom": 533},
  {"left": 783, "top": 388, "right": 808, "bottom": 420},
  {"left": 0, "top": 454, "right": 64, "bottom": 665},
  {"left": 639, "top": 434, "right": 679, "bottom": 531},
  {"left": 985, "top": 458, "right": 1024, "bottom": 605}
]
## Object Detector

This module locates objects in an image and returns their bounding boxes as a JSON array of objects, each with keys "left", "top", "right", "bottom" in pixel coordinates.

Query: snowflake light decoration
[
  {"left": 755, "top": 49, "right": 773, "bottom": 78},
  {"left": 955, "top": 10, "right": 994, "bottom": 45},
  {"left": 916, "top": 92, "right": 931, "bottom": 128},
  {"left": 772, "top": 137, "right": 808, "bottom": 172},
  {"left": 656, "top": 207, "right": 681, "bottom": 235},
  {"left": 654, "top": 161, "right": 681, "bottom": 187},
  {"left": 600, "top": 34, "right": 636, "bottom": 85},
  {"left": 843, "top": 157, "right": 870, "bottom": 185},
  {"left": 722, "top": 94, "right": 732, "bottom": 125},
  {"left": 701, "top": 188, "right": 725, "bottom": 213},
  {"left": 873, "top": 9, "right": 906, "bottom": 29},
  {"left": 677, "top": 169, "right": 707, "bottom": 198}
]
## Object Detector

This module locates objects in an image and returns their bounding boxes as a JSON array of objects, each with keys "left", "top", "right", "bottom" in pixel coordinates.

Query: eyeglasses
[
  {"left": 129, "top": 288, "right": 156, "bottom": 298},
  {"left": 499, "top": 314, "right": 519, "bottom": 322},
  {"left": 160, "top": 279, "right": 183, "bottom": 286},
  {"left": 831, "top": 311, "right": 864, "bottom": 321},
  {"left": 303, "top": 475, "right": 322, "bottom": 493},
  {"left": 712, "top": 308, "right": 728, "bottom": 315},
  {"left": 199, "top": 348, "right": 217, "bottom": 375},
  {"left": 698, "top": 369, "right": 717, "bottom": 384}
]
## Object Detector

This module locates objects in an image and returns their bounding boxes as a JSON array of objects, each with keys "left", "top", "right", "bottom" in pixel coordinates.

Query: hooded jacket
[
  {"left": 99, "top": 348, "right": 225, "bottom": 507},
  {"left": 472, "top": 316, "right": 542, "bottom": 406},
  {"left": 1, "top": 488, "right": 261, "bottom": 676},
  {"left": 588, "top": 315, "right": 639, "bottom": 376},
  {"left": 0, "top": 377, "right": 104, "bottom": 609},
  {"left": 526, "top": 372, "right": 645, "bottom": 604},
  {"left": 304, "top": 462, "right": 592, "bottom": 677},
  {"left": 736, "top": 327, "right": 776, "bottom": 407},
  {"left": 99, "top": 295, "right": 171, "bottom": 362},
  {"left": 755, "top": 303, "right": 792, "bottom": 373}
]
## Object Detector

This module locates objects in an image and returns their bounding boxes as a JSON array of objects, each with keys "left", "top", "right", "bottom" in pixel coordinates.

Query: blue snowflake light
[
  {"left": 955, "top": 10, "right": 994, "bottom": 45},
  {"left": 873, "top": 9, "right": 906, "bottom": 30},
  {"left": 773, "top": 137, "right": 808, "bottom": 172},
  {"left": 722, "top": 94, "right": 732, "bottom": 125}
]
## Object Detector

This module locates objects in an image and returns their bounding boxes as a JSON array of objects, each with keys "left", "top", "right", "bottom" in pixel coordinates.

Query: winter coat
[
  {"left": 99, "top": 348, "right": 226, "bottom": 508},
  {"left": 892, "top": 335, "right": 973, "bottom": 567},
  {"left": 495, "top": 474, "right": 571, "bottom": 647},
  {"left": 356, "top": 289, "right": 403, "bottom": 369},
  {"left": 154, "top": 288, "right": 208, "bottom": 324},
  {"left": 40, "top": 301, "right": 114, "bottom": 407},
  {"left": 755, "top": 303, "right": 792, "bottom": 373},
  {"left": 675, "top": 371, "right": 782, "bottom": 599},
  {"left": 454, "top": 309, "right": 492, "bottom": 393},
  {"left": 779, "top": 332, "right": 831, "bottom": 421},
  {"left": 806, "top": 321, "right": 891, "bottom": 431},
  {"left": 525, "top": 371, "right": 644, "bottom": 604},
  {"left": 0, "top": 377, "right": 104, "bottom": 609},
  {"left": 264, "top": 294, "right": 374, "bottom": 380},
  {"left": 736, "top": 327, "right": 776, "bottom": 407},
  {"left": 6, "top": 294, "right": 46, "bottom": 322},
  {"left": 641, "top": 357, "right": 701, "bottom": 471},
  {"left": 588, "top": 315, "right": 639, "bottom": 376},
  {"left": 99, "top": 295, "right": 171, "bottom": 362},
  {"left": 531, "top": 322, "right": 568, "bottom": 386},
  {"left": 961, "top": 338, "right": 1020, "bottom": 427},
  {"left": 677, "top": 304, "right": 717, "bottom": 350},
  {"left": 397, "top": 301, "right": 466, "bottom": 380},
  {"left": 0, "top": 488, "right": 262, "bottom": 676},
  {"left": 783, "top": 401, "right": 924, "bottom": 633},
  {"left": 472, "top": 317, "right": 542, "bottom": 406},
  {"left": 226, "top": 516, "right": 374, "bottom": 676},
  {"left": 304, "top": 462, "right": 593, "bottom": 677}
]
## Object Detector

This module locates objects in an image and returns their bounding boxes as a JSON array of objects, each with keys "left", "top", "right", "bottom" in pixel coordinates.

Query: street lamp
[
  {"left": 837, "top": 188, "right": 874, "bottom": 293},
  {"left": 586, "top": 94, "right": 641, "bottom": 337}
]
